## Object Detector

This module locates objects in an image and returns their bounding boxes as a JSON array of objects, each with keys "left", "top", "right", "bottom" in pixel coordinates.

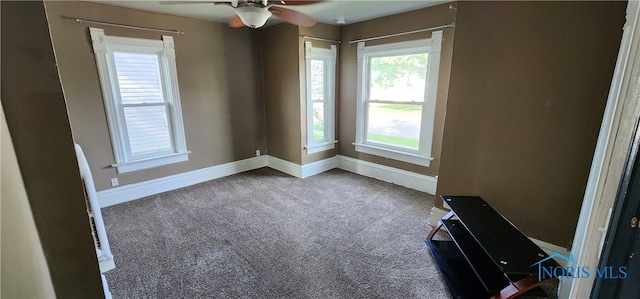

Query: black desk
[{"left": 426, "top": 196, "right": 560, "bottom": 299}]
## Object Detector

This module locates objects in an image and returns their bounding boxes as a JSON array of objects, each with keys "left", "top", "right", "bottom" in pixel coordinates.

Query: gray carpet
[{"left": 102, "top": 167, "right": 557, "bottom": 298}]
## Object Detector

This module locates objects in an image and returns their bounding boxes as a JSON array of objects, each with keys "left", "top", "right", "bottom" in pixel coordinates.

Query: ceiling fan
[{"left": 160, "top": 0, "right": 326, "bottom": 29}]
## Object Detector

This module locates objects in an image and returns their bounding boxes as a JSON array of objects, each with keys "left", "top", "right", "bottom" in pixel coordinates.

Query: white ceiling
[{"left": 87, "top": 0, "right": 448, "bottom": 27}]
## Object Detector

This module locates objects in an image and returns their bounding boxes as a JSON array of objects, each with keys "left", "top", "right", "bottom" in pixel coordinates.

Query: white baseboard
[
  {"left": 101, "top": 274, "right": 112, "bottom": 299},
  {"left": 98, "top": 155, "right": 436, "bottom": 208},
  {"left": 428, "top": 207, "right": 569, "bottom": 263},
  {"left": 267, "top": 156, "right": 302, "bottom": 178},
  {"left": 267, "top": 156, "right": 338, "bottom": 178},
  {"left": 530, "top": 238, "right": 571, "bottom": 265},
  {"left": 301, "top": 156, "right": 338, "bottom": 178},
  {"left": 97, "top": 156, "right": 267, "bottom": 207},
  {"left": 336, "top": 155, "right": 438, "bottom": 194},
  {"left": 427, "top": 206, "right": 449, "bottom": 226}
]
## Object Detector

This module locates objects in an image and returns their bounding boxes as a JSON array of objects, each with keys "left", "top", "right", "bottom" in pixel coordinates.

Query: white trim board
[
  {"left": 266, "top": 156, "right": 339, "bottom": 178},
  {"left": 336, "top": 155, "right": 438, "bottom": 194},
  {"left": 428, "top": 207, "right": 569, "bottom": 264},
  {"left": 530, "top": 238, "right": 570, "bottom": 266},
  {"left": 97, "top": 156, "right": 267, "bottom": 207},
  {"left": 266, "top": 156, "right": 302, "bottom": 178},
  {"left": 301, "top": 157, "right": 338, "bottom": 178},
  {"left": 562, "top": 2, "right": 640, "bottom": 298},
  {"left": 97, "top": 155, "right": 435, "bottom": 208},
  {"left": 427, "top": 206, "right": 449, "bottom": 226}
]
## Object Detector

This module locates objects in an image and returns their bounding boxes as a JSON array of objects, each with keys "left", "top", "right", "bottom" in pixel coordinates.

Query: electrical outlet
[
  {"left": 110, "top": 178, "right": 119, "bottom": 187},
  {"left": 256, "top": 150, "right": 260, "bottom": 157}
]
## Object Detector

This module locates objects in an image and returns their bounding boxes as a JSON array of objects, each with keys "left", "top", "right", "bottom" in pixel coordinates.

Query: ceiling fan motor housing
[{"left": 235, "top": 5, "right": 272, "bottom": 28}]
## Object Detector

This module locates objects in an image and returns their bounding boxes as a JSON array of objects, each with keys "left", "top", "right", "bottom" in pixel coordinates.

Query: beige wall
[
  {"left": 261, "top": 23, "right": 303, "bottom": 164},
  {"left": 262, "top": 22, "right": 340, "bottom": 166},
  {"left": 1, "top": 0, "right": 626, "bottom": 296},
  {"left": 338, "top": 3, "right": 457, "bottom": 177},
  {"left": 45, "top": 1, "right": 267, "bottom": 191},
  {"left": 299, "top": 23, "right": 340, "bottom": 164},
  {"left": 1, "top": 105, "right": 56, "bottom": 299},
  {"left": 1, "top": 1, "right": 104, "bottom": 297},
  {"left": 436, "top": 1, "right": 626, "bottom": 247}
]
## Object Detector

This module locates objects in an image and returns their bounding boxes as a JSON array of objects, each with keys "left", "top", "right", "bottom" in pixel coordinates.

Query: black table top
[{"left": 441, "top": 195, "right": 560, "bottom": 276}]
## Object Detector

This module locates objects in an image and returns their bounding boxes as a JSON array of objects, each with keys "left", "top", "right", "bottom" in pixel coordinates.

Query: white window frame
[
  {"left": 305, "top": 41, "right": 337, "bottom": 154},
  {"left": 354, "top": 31, "right": 442, "bottom": 167},
  {"left": 90, "top": 28, "right": 189, "bottom": 173}
]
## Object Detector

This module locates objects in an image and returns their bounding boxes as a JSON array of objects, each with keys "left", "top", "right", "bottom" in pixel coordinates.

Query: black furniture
[{"left": 426, "top": 195, "right": 560, "bottom": 299}]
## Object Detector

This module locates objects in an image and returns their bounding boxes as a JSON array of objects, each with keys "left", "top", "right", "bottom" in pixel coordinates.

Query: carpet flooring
[{"left": 102, "top": 167, "right": 557, "bottom": 298}]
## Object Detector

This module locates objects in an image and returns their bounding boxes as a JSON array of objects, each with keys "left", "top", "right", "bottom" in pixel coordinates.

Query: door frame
[
  {"left": 558, "top": 1, "right": 640, "bottom": 298},
  {"left": 590, "top": 116, "right": 640, "bottom": 297}
]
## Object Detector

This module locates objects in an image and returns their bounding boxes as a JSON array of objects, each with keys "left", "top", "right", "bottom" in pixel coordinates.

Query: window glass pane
[
  {"left": 367, "top": 103, "right": 421, "bottom": 150},
  {"left": 310, "top": 59, "right": 324, "bottom": 101},
  {"left": 113, "top": 52, "right": 164, "bottom": 104},
  {"left": 369, "top": 53, "right": 428, "bottom": 102},
  {"left": 312, "top": 102, "right": 325, "bottom": 141},
  {"left": 123, "top": 105, "right": 172, "bottom": 156}
]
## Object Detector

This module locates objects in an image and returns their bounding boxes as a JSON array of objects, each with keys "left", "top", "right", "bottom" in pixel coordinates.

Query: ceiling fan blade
[
  {"left": 268, "top": 6, "right": 316, "bottom": 27},
  {"left": 229, "top": 15, "right": 246, "bottom": 28},
  {"left": 160, "top": 0, "right": 238, "bottom": 9},
  {"left": 268, "top": 0, "right": 327, "bottom": 5},
  {"left": 159, "top": 1, "right": 220, "bottom": 4}
]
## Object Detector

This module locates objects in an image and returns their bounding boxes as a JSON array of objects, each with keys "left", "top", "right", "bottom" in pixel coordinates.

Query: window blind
[{"left": 113, "top": 51, "right": 173, "bottom": 157}]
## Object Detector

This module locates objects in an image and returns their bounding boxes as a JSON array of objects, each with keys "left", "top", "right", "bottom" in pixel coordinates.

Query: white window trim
[
  {"left": 307, "top": 141, "right": 338, "bottom": 154},
  {"left": 354, "top": 31, "right": 442, "bottom": 167},
  {"left": 90, "top": 28, "right": 189, "bottom": 173},
  {"left": 305, "top": 41, "right": 337, "bottom": 154}
]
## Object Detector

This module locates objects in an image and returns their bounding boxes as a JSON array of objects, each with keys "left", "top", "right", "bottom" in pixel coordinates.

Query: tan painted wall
[
  {"left": 299, "top": 23, "right": 339, "bottom": 41},
  {"left": 262, "top": 22, "right": 340, "bottom": 166},
  {"left": 338, "top": 3, "right": 457, "bottom": 176},
  {"left": 299, "top": 23, "right": 340, "bottom": 164},
  {"left": 1, "top": 105, "right": 56, "bottom": 299},
  {"left": 261, "top": 23, "right": 303, "bottom": 164},
  {"left": 44, "top": 1, "right": 267, "bottom": 191},
  {"left": 1, "top": 1, "right": 104, "bottom": 297},
  {"left": 436, "top": 1, "right": 626, "bottom": 247}
]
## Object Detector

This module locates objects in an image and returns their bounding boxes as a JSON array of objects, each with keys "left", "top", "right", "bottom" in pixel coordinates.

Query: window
[
  {"left": 354, "top": 31, "right": 442, "bottom": 167},
  {"left": 305, "top": 41, "right": 337, "bottom": 154},
  {"left": 90, "top": 28, "right": 189, "bottom": 173}
]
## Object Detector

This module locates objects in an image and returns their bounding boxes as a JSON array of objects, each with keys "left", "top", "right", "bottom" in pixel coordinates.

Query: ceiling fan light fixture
[{"left": 235, "top": 6, "right": 272, "bottom": 28}]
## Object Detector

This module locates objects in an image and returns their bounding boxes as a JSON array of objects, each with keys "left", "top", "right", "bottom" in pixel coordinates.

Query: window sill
[
  {"left": 112, "top": 151, "right": 191, "bottom": 174},
  {"left": 353, "top": 143, "right": 433, "bottom": 167},
  {"left": 306, "top": 140, "right": 338, "bottom": 154}
]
